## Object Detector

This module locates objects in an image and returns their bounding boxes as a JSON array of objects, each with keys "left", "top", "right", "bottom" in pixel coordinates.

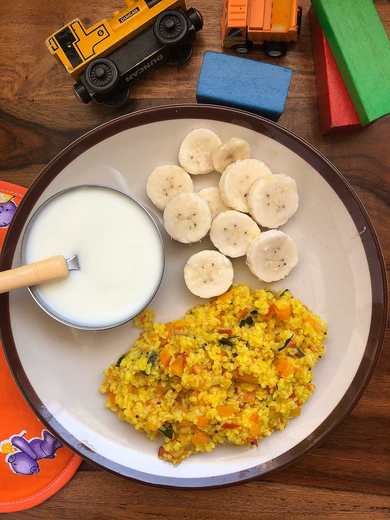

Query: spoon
[{"left": 0, "top": 255, "right": 80, "bottom": 294}]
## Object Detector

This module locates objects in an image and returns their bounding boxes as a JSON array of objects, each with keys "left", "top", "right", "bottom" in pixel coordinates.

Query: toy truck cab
[
  {"left": 46, "top": 0, "right": 203, "bottom": 105},
  {"left": 222, "top": 0, "right": 302, "bottom": 57}
]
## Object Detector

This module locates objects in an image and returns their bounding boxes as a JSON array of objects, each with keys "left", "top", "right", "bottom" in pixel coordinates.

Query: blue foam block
[{"left": 196, "top": 51, "right": 293, "bottom": 121}]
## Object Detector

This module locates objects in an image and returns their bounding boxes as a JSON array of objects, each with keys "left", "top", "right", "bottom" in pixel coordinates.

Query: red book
[{"left": 310, "top": 9, "right": 360, "bottom": 134}]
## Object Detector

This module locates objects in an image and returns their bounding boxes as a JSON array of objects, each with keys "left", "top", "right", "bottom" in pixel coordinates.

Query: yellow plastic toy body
[{"left": 46, "top": 0, "right": 186, "bottom": 80}]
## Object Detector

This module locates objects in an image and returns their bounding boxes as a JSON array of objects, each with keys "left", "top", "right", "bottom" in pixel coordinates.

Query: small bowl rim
[
  {"left": 0, "top": 104, "right": 387, "bottom": 488},
  {"left": 19, "top": 184, "right": 166, "bottom": 331}
]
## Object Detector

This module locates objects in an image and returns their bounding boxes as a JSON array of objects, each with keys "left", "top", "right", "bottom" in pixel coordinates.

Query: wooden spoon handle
[{"left": 0, "top": 256, "right": 69, "bottom": 294}]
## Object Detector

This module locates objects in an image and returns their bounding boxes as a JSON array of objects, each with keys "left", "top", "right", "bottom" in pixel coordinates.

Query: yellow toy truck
[
  {"left": 221, "top": 0, "right": 301, "bottom": 57},
  {"left": 46, "top": 0, "right": 203, "bottom": 105}
]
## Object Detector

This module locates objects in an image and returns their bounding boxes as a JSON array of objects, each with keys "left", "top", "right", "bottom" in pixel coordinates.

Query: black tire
[
  {"left": 167, "top": 45, "right": 193, "bottom": 66},
  {"left": 97, "top": 87, "right": 130, "bottom": 107},
  {"left": 263, "top": 41, "right": 288, "bottom": 58},
  {"left": 154, "top": 10, "right": 188, "bottom": 46},
  {"left": 233, "top": 45, "right": 249, "bottom": 54},
  {"left": 84, "top": 58, "right": 119, "bottom": 94},
  {"left": 186, "top": 7, "right": 203, "bottom": 31},
  {"left": 73, "top": 82, "right": 91, "bottom": 104}
]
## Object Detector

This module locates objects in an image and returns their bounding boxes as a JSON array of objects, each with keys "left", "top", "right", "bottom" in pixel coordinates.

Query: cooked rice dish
[{"left": 100, "top": 285, "right": 327, "bottom": 464}]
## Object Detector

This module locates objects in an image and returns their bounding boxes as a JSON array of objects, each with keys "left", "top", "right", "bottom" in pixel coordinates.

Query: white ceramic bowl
[{"left": 0, "top": 105, "right": 386, "bottom": 487}]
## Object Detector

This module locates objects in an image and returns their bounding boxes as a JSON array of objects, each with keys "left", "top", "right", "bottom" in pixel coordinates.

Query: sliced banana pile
[
  {"left": 179, "top": 128, "right": 222, "bottom": 175},
  {"left": 210, "top": 210, "right": 260, "bottom": 258},
  {"left": 248, "top": 174, "right": 299, "bottom": 228},
  {"left": 198, "top": 186, "right": 228, "bottom": 218},
  {"left": 184, "top": 250, "right": 234, "bottom": 298},
  {"left": 146, "top": 165, "right": 193, "bottom": 210},
  {"left": 212, "top": 137, "right": 251, "bottom": 173},
  {"left": 163, "top": 193, "right": 211, "bottom": 244},
  {"left": 145, "top": 128, "right": 301, "bottom": 298},
  {"left": 247, "top": 230, "right": 298, "bottom": 283},
  {"left": 220, "top": 159, "right": 272, "bottom": 212}
]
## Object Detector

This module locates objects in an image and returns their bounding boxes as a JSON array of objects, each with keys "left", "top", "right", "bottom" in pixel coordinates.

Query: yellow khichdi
[{"left": 100, "top": 284, "right": 327, "bottom": 464}]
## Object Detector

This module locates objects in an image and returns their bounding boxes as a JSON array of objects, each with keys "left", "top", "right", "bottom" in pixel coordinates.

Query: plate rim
[{"left": 0, "top": 104, "right": 387, "bottom": 488}]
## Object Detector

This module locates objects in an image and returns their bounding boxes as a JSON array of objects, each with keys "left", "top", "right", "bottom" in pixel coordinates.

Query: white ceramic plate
[{"left": 1, "top": 105, "right": 386, "bottom": 487}]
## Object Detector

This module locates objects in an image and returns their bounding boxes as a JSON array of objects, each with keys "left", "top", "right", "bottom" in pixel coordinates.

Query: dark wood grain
[{"left": 1, "top": 0, "right": 389, "bottom": 518}]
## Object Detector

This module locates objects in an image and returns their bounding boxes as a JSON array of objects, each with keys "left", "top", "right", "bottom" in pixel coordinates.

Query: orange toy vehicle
[{"left": 222, "top": 0, "right": 302, "bottom": 57}]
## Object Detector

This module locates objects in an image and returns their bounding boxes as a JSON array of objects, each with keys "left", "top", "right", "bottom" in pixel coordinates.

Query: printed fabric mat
[{"left": 0, "top": 181, "right": 81, "bottom": 513}]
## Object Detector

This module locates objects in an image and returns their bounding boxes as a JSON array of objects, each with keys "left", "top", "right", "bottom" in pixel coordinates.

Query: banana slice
[
  {"left": 210, "top": 210, "right": 261, "bottom": 258},
  {"left": 178, "top": 129, "right": 222, "bottom": 175},
  {"left": 212, "top": 137, "right": 251, "bottom": 173},
  {"left": 219, "top": 159, "right": 272, "bottom": 212},
  {"left": 184, "top": 250, "right": 234, "bottom": 298},
  {"left": 246, "top": 230, "right": 298, "bottom": 282},
  {"left": 198, "top": 187, "right": 229, "bottom": 219},
  {"left": 163, "top": 193, "right": 212, "bottom": 244},
  {"left": 248, "top": 174, "right": 299, "bottom": 228},
  {"left": 146, "top": 165, "right": 194, "bottom": 210}
]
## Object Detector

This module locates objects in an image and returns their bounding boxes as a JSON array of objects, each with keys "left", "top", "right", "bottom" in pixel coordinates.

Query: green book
[{"left": 312, "top": 0, "right": 390, "bottom": 125}]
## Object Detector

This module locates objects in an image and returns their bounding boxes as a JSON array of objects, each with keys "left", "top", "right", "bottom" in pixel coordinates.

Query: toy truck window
[
  {"left": 227, "top": 28, "right": 243, "bottom": 38},
  {"left": 55, "top": 27, "right": 82, "bottom": 68},
  {"left": 145, "top": 0, "right": 162, "bottom": 7}
]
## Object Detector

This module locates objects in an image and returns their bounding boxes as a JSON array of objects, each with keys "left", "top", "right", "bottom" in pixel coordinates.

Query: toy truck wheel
[
  {"left": 99, "top": 87, "right": 130, "bottom": 107},
  {"left": 73, "top": 82, "right": 91, "bottom": 104},
  {"left": 154, "top": 10, "right": 189, "bottom": 46},
  {"left": 84, "top": 58, "right": 119, "bottom": 94},
  {"left": 233, "top": 45, "right": 249, "bottom": 54},
  {"left": 186, "top": 8, "right": 203, "bottom": 32},
  {"left": 263, "top": 41, "right": 288, "bottom": 58},
  {"left": 167, "top": 44, "right": 193, "bottom": 66}
]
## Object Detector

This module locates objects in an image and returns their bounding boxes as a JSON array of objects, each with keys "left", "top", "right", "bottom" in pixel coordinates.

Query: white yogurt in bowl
[{"left": 22, "top": 186, "right": 164, "bottom": 330}]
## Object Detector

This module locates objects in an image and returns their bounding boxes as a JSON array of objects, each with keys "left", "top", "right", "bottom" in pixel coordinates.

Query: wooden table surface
[{"left": 1, "top": 0, "right": 389, "bottom": 518}]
